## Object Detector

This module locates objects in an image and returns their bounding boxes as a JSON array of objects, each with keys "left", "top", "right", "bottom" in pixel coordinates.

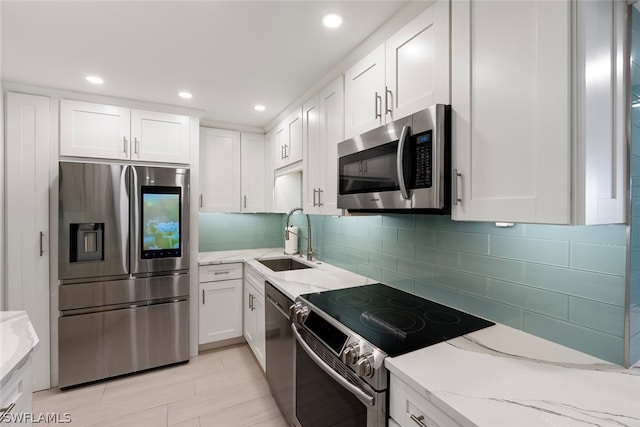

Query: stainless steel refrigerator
[{"left": 58, "top": 161, "right": 190, "bottom": 388}]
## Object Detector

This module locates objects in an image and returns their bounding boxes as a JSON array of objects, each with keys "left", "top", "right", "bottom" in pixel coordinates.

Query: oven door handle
[{"left": 291, "top": 323, "right": 375, "bottom": 407}]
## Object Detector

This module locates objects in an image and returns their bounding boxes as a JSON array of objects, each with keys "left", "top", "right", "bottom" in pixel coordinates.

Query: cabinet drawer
[
  {"left": 244, "top": 264, "right": 265, "bottom": 296},
  {"left": 199, "top": 263, "right": 243, "bottom": 282},
  {"left": 390, "top": 374, "right": 461, "bottom": 427},
  {"left": 1, "top": 356, "right": 33, "bottom": 421}
]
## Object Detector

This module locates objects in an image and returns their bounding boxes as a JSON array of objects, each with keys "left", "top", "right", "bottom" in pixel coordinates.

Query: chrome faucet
[{"left": 285, "top": 207, "right": 313, "bottom": 261}]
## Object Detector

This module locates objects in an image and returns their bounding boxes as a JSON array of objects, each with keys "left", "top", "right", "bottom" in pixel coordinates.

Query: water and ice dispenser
[{"left": 69, "top": 223, "right": 104, "bottom": 262}]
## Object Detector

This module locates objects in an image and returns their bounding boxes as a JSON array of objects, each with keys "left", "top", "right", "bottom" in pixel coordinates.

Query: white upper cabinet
[
  {"left": 344, "top": 1, "right": 450, "bottom": 139},
  {"left": 385, "top": 1, "right": 450, "bottom": 121},
  {"left": 199, "top": 127, "right": 241, "bottom": 213},
  {"left": 130, "top": 109, "right": 190, "bottom": 163},
  {"left": 274, "top": 107, "right": 303, "bottom": 170},
  {"left": 241, "top": 132, "right": 267, "bottom": 212},
  {"left": 60, "top": 99, "right": 190, "bottom": 164},
  {"left": 60, "top": 99, "right": 131, "bottom": 160},
  {"left": 344, "top": 44, "right": 386, "bottom": 139},
  {"left": 451, "top": 0, "right": 626, "bottom": 225},
  {"left": 573, "top": 0, "right": 626, "bottom": 224},
  {"left": 304, "top": 77, "right": 344, "bottom": 215}
]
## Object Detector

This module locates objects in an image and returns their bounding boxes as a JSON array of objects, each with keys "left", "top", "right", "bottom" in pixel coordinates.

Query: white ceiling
[{"left": 1, "top": 1, "right": 409, "bottom": 130}]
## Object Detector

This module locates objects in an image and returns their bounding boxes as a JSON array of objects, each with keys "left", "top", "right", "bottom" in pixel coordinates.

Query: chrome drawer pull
[
  {"left": 213, "top": 271, "right": 230, "bottom": 275},
  {"left": 410, "top": 414, "right": 428, "bottom": 427}
]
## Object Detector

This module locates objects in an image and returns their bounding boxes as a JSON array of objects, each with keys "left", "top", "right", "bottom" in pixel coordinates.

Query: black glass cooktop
[{"left": 301, "top": 283, "right": 494, "bottom": 357}]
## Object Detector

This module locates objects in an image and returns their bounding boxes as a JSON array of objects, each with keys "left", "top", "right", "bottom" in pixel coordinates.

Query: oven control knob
[
  {"left": 341, "top": 343, "right": 360, "bottom": 364},
  {"left": 289, "top": 302, "right": 302, "bottom": 319},
  {"left": 355, "top": 353, "right": 375, "bottom": 378},
  {"left": 295, "top": 306, "right": 309, "bottom": 323}
]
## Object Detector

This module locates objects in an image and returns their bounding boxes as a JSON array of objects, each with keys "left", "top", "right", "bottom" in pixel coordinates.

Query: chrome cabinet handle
[
  {"left": 292, "top": 323, "right": 375, "bottom": 406},
  {"left": 122, "top": 137, "right": 128, "bottom": 155},
  {"left": 200, "top": 194, "right": 203, "bottom": 208},
  {"left": 453, "top": 169, "right": 462, "bottom": 206},
  {"left": 312, "top": 188, "right": 318, "bottom": 207},
  {"left": 244, "top": 195, "right": 247, "bottom": 208},
  {"left": 396, "top": 125, "right": 411, "bottom": 200},
  {"left": 318, "top": 188, "right": 323, "bottom": 207},
  {"left": 410, "top": 414, "right": 429, "bottom": 427},
  {"left": 0, "top": 402, "right": 16, "bottom": 420},
  {"left": 39, "top": 231, "right": 44, "bottom": 256},
  {"left": 213, "top": 271, "right": 230, "bottom": 275},
  {"left": 385, "top": 86, "right": 392, "bottom": 115},
  {"left": 284, "top": 144, "right": 288, "bottom": 159},
  {"left": 202, "top": 290, "right": 205, "bottom": 305},
  {"left": 374, "top": 92, "right": 382, "bottom": 119},
  {"left": 249, "top": 293, "right": 254, "bottom": 310}
]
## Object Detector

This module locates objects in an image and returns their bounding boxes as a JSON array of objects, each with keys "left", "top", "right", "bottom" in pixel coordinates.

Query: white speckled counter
[
  {"left": 199, "top": 248, "right": 377, "bottom": 300},
  {"left": 0, "top": 311, "right": 39, "bottom": 386},
  {"left": 386, "top": 323, "right": 640, "bottom": 427}
]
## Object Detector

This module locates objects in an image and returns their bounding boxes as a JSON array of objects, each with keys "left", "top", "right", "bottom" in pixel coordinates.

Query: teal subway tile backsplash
[
  {"left": 198, "top": 213, "right": 284, "bottom": 252},
  {"left": 205, "top": 212, "right": 627, "bottom": 364},
  {"left": 288, "top": 214, "right": 627, "bottom": 364},
  {"left": 570, "top": 242, "right": 626, "bottom": 275},
  {"left": 490, "top": 235, "right": 569, "bottom": 266}
]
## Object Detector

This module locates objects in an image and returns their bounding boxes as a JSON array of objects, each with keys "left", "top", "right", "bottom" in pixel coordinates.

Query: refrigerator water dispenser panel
[{"left": 70, "top": 223, "right": 104, "bottom": 262}]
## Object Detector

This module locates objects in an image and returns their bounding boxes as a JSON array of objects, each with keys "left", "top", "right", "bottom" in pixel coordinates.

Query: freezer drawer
[{"left": 58, "top": 300, "right": 189, "bottom": 388}]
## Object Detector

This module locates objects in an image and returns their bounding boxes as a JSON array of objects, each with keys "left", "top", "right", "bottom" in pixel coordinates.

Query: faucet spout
[{"left": 285, "top": 207, "right": 313, "bottom": 261}]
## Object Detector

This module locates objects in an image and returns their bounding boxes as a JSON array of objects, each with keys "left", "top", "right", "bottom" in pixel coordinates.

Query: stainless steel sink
[{"left": 257, "top": 257, "right": 312, "bottom": 272}]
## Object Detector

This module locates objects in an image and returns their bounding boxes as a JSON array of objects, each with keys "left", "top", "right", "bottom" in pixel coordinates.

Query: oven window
[
  {"left": 296, "top": 341, "right": 367, "bottom": 426},
  {"left": 339, "top": 141, "right": 400, "bottom": 195}
]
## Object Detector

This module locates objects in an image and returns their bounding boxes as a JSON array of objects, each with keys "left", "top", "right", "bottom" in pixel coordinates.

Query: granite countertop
[
  {"left": 0, "top": 311, "right": 39, "bottom": 386},
  {"left": 199, "top": 249, "right": 640, "bottom": 426},
  {"left": 386, "top": 323, "right": 640, "bottom": 427},
  {"left": 199, "top": 248, "right": 377, "bottom": 300}
]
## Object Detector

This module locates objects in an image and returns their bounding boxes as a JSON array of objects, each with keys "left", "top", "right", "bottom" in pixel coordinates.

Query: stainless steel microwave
[{"left": 337, "top": 104, "right": 451, "bottom": 212}]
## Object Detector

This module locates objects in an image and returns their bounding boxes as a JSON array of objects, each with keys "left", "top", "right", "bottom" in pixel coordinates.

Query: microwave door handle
[
  {"left": 396, "top": 125, "right": 411, "bottom": 200},
  {"left": 291, "top": 323, "right": 375, "bottom": 407}
]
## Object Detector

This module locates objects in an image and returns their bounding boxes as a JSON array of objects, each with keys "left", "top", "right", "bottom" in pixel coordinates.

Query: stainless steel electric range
[{"left": 290, "top": 283, "right": 495, "bottom": 427}]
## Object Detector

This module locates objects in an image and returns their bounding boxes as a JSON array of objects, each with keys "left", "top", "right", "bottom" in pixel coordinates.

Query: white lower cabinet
[
  {"left": 243, "top": 264, "right": 266, "bottom": 371},
  {"left": 198, "top": 263, "right": 243, "bottom": 344},
  {"left": 389, "top": 374, "right": 461, "bottom": 427},
  {"left": 1, "top": 357, "right": 34, "bottom": 426}
]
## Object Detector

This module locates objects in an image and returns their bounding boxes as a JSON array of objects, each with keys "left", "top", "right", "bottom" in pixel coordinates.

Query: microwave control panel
[{"left": 413, "top": 130, "right": 432, "bottom": 188}]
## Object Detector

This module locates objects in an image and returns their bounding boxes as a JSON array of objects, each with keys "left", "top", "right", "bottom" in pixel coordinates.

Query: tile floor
[{"left": 33, "top": 344, "right": 288, "bottom": 427}]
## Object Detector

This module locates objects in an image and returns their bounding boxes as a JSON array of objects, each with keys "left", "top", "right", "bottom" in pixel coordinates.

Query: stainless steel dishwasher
[{"left": 265, "top": 281, "right": 294, "bottom": 426}]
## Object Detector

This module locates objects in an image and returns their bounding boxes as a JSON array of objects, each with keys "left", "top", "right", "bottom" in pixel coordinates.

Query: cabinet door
[
  {"left": 385, "top": 1, "right": 450, "bottom": 121},
  {"left": 253, "top": 288, "right": 266, "bottom": 371},
  {"left": 264, "top": 130, "right": 275, "bottom": 212},
  {"left": 574, "top": 0, "right": 626, "bottom": 224},
  {"left": 6, "top": 93, "right": 51, "bottom": 391},
  {"left": 199, "top": 127, "right": 241, "bottom": 212},
  {"left": 287, "top": 107, "right": 303, "bottom": 164},
  {"left": 60, "top": 99, "right": 130, "bottom": 160},
  {"left": 243, "top": 283, "right": 256, "bottom": 348},
  {"left": 131, "top": 109, "right": 190, "bottom": 164},
  {"left": 451, "top": 0, "right": 571, "bottom": 223},
  {"left": 319, "top": 76, "right": 344, "bottom": 215},
  {"left": 199, "top": 279, "right": 243, "bottom": 344},
  {"left": 303, "top": 95, "right": 321, "bottom": 213},
  {"left": 344, "top": 44, "right": 385, "bottom": 139},
  {"left": 241, "top": 132, "right": 266, "bottom": 212},
  {"left": 274, "top": 122, "right": 288, "bottom": 170}
]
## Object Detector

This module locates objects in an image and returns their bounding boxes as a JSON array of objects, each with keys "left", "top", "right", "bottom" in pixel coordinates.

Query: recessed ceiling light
[
  {"left": 323, "top": 13, "right": 342, "bottom": 28},
  {"left": 254, "top": 105, "right": 266, "bottom": 111},
  {"left": 86, "top": 75, "right": 104, "bottom": 85},
  {"left": 178, "top": 91, "right": 193, "bottom": 99}
]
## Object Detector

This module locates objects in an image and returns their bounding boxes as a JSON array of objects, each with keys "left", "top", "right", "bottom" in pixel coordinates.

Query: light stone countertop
[
  {"left": 386, "top": 323, "right": 640, "bottom": 427},
  {"left": 199, "top": 248, "right": 377, "bottom": 300},
  {"left": 199, "top": 249, "right": 640, "bottom": 426},
  {"left": 0, "top": 311, "right": 39, "bottom": 387}
]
